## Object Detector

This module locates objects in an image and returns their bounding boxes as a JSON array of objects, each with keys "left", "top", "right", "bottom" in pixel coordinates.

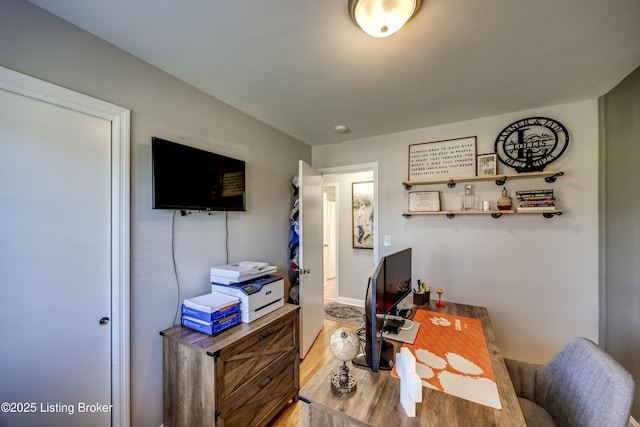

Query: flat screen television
[
  {"left": 151, "top": 137, "right": 246, "bottom": 211},
  {"left": 353, "top": 248, "right": 412, "bottom": 371}
]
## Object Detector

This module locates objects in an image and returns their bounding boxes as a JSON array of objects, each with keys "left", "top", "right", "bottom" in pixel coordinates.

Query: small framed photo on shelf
[
  {"left": 477, "top": 153, "right": 497, "bottom": 176},
  {"left": 408, "top": 191, "right": 441, "bottom": 212}
]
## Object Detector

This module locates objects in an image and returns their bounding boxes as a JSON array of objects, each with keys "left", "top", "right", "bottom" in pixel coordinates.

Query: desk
[{"left": 300, "top": 302, "right": 525, "bottom": 426}]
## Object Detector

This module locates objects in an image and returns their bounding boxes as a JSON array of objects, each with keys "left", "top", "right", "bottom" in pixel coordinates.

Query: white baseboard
[
  {"left": 335, "top": 296, "right": 364, "bottom": 307},
  {"left": 629, "top": 416, "right": 639, "bottom": 427}
]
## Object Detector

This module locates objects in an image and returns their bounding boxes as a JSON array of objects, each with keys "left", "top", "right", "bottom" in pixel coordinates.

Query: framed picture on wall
[
  {"left": 352, "top": 181, "right": 374, "bottom": 249},
  {"left": 477, "top": 153, "right": 497, "bottom": 176},
  {"left": 408, "top": 191, "right": 441, "bottom": 212}
]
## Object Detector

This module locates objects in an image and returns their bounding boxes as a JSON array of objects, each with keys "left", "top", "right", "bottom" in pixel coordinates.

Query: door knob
[{"left": 99, "top": 317, "right": 110, "bottom": 325}]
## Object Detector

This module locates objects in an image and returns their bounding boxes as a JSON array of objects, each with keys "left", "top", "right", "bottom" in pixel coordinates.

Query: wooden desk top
[{"left": 300, "top": 301, "right": 526, "bottom": 426}]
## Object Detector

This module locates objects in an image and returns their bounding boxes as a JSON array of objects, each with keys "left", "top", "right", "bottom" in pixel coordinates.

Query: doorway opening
[{"left": 319, "top": 163, "right": 378, "bottom": 308}]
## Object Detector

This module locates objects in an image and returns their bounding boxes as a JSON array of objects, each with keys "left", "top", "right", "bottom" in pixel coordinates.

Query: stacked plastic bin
[{"left": 181, "top": 292, "right": 241, "bottom": 335}]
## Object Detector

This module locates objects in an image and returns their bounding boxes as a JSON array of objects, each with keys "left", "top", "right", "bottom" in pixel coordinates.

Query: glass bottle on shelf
[
  {"left": 497, "top": 187, "right": 513, "bottom": 211},
  {"left": 461, "top": 184, "right": 475, "bottom": 211}
]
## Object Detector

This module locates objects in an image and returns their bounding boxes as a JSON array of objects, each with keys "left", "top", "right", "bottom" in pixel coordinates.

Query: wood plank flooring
[{"left": 267, "top": 318, "right": 354, "bottom": 427}]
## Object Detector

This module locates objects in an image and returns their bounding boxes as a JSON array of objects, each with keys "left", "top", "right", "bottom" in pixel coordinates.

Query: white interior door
[
  {"left": 0, "top": 81, "right": 114, "bottom": 426},
  {"left": 298, "top": 161, "right": 323, "bottom": 358}
]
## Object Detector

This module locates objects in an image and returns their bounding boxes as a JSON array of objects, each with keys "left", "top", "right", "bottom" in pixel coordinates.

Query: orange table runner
[{"left": 392, "top": 309, "right": 502, "bottom": 409}]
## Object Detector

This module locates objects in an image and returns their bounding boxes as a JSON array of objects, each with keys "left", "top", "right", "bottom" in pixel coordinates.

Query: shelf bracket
[
  {"left": 490, "top": 212, "right": 503, "bottom": 219},
  {"left": 495, "top": 176, "right": 508, "bottom": 186},
  {"left": 403, "top": 183, "right": 412, "bottom": 190},
  {"left": 543, "top": 211, "right": 562, "bottom": 218},
  {"left": 447, "top": 179, "right": 456, "bottom": 188},
  {"left": 402, "top": 213, "right": 412, "bottom": 218},
  {"left": 446, "top": 212, "right": 456, "bottom": 219},
  {"left": 544, "top": 171, "right": 565, "bottom": 183}
]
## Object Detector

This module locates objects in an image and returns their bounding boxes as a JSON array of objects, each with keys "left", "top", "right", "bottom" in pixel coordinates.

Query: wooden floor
[{"left": 268, "top": 318, "right": 353, "bottom": 427}]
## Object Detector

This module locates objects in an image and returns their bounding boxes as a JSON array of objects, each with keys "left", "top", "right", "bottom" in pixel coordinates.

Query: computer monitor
[
  {"left": 353, "top": 248, "right": 412, "bottom": 372},
  {"left": 353, "top": 264, "right": 385, "bottom": 372},
  {"left": 380, "top": 247, "right": 412, "bottom": 314}
]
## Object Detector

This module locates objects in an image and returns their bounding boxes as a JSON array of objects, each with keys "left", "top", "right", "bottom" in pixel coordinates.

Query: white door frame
[
  {"left": 322, "top": 183, "right": 338, "bottom": 299},
  {"left": 0, "top": 66, "right": 131, "bottom": 427}
]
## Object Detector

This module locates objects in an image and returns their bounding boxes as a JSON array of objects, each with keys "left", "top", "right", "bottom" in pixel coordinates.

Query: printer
[
  {"left": 211, "top": 274, "right": 284, "bottom": 323},
  {"left": 210, "top": 261, "right": 277, "bottom": 285}
]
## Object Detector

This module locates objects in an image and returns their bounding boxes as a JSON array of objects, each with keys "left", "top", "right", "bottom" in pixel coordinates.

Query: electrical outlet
[{"left": 384, "top": 235, "right": 391, "bottom": 246}]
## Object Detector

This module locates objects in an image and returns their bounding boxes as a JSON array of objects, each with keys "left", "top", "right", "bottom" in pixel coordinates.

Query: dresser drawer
[
  {"left": 216, "top": 310, "right": 298, "bottom": 408},
  {"left": 216, "top": 353, "right": 299, "bottom": 427}
]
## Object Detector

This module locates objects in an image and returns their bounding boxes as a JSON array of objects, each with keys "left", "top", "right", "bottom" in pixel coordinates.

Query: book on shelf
[
  {"left": 516, "top": 190, "right": 554, "bottom": 200},
  {"left": 517, "top": 197, "right": 555, "bottom": 202},
  {"left": 516, "top": 189, "right": 554, "bottom": 195},
  {"left": 517, "top": 205, "right": 557, "bottom": 211},
  {"left": 517, "top": 200, "right": 555, "bottom": 206},
  {"left": 515, "top": 188, "right": 557, "bottom": 211}
]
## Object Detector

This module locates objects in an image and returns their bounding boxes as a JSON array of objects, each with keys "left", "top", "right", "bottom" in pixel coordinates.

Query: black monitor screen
[
  {"left": 152, "top": 137, "right": 246, "bottom": 211},
  {"left": 354, "top": 248, "right": 412, "bottom": 372},
  {"left": 365, "top": 276, "right": 382, "bottom": 372},
  {"left": 382, "top": 248, "right": 412, "bottom": 313}
]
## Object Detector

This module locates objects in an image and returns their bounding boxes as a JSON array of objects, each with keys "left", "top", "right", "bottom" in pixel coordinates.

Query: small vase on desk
[{"left": 497, "top": 187, "right": 513, "bottom": 211}]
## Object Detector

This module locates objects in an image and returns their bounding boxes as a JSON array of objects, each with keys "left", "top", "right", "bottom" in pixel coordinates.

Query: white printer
[
  {"left": 211, "top": 274, "right": 284, "bottom": 323},
  {"left": 210, "top": 261, "right": 277, "bottom": 285}
]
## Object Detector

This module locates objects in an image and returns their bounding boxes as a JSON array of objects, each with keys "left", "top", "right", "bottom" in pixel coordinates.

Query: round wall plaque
[{"left": 494, "top": 117, "right": 569, "bottom": 172}]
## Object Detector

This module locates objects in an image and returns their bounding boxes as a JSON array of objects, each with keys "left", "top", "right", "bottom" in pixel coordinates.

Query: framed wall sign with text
[{"left": 409, "top": 136, "right": 477, "bottom": 180}]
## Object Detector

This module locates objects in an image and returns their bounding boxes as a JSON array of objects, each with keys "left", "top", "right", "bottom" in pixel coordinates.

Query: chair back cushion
[{"left": 534, "top": 338, "right": 635, "bottom": 427}]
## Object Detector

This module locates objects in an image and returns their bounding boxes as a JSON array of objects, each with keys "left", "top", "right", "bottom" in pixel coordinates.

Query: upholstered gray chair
[{"left": 505, "top": 337, "right": 635, "bottom": 427}]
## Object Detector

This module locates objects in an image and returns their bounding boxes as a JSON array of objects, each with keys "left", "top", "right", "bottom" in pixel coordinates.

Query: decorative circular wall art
[{"left": 494, "top": 117, "right": 569, "bottom": 172}]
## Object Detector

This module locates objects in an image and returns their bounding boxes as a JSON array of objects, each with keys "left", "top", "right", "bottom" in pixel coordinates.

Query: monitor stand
[
  {"left": 352, "top": 338, "right": 395, "bottom": 371},
  {"left": 352, "top": 354, "right": 369, "bottom": 369},
  {"left": 378, "top": 338, "right": 395, "bottom": 370}
]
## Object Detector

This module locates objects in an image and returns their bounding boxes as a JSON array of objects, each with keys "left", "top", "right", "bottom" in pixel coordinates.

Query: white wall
[
  {"left": 0, "top": 2, "right": 310, "bottom": 426},
  {"left": 313, "top": 100, "right": 600, "bottom": 363}
]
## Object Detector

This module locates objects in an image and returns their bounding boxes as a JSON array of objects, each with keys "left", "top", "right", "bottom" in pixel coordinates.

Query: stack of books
[
  {"left": 181, "top": 292, "right": 241, "bottom": 335},
  {"left": 516, "top": 189, "right": 556, "bottom": 211}
]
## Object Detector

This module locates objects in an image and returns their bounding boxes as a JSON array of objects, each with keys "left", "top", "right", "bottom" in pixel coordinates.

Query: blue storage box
[
  {"left": 182, "top": 292, "right": 240, "bottom": 322},
  {"left": 181, "top": 312, "right": 241, "bottom": 336}
]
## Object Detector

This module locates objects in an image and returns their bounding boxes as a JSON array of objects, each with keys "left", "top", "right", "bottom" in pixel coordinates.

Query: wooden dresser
[{"left": 161, "top": 304, "right": 300, "bottom": 427}]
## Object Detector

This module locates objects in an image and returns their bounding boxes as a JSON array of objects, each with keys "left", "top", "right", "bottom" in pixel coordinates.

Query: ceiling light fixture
[{"left": 348, "top": 0, "right": 422, "bottom": 38}]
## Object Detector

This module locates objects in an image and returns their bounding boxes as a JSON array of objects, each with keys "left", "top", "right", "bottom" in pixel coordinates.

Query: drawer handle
[
  {"left": 259, "top": 375, "right": 274, "bottom": 388},
  {"left": 259, "top": 328, "right": 274, "bottom": 340}
]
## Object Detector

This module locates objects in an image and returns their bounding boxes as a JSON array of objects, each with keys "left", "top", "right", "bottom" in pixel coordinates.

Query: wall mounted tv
[{"left": 151, "top": 137, "right": 246, "bottom": 211}]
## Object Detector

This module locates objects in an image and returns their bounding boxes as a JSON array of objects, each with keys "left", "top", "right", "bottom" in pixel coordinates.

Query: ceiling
[{"left": 28, "top": 0, "right": 640, "bottom": 146}]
